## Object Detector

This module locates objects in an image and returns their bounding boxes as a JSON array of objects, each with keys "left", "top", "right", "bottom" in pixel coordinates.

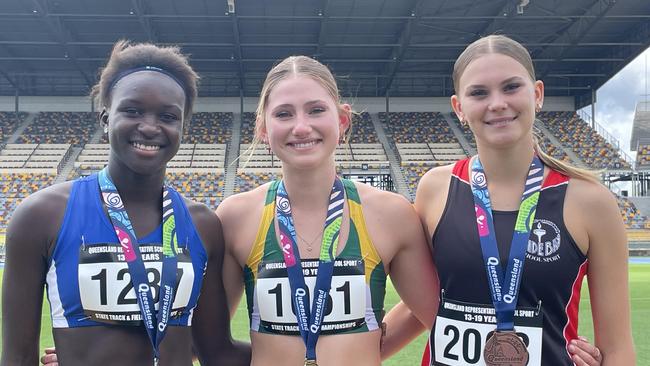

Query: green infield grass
[{"left": 0, "top": 264, "right": 647, "bottom": 364}]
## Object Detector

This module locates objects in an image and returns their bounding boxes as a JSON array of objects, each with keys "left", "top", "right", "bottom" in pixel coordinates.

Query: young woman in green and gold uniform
[{"left": 216, "top": 56, "right": 439, "bottom": 366}]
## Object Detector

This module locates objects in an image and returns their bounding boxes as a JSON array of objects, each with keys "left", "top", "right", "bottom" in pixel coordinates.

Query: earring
[
  {"left": 460, "top": 118, "right": 468, "bottom": 127},
  {"left": 103, "top": 125, "right": 108, "bottom": 133},
  {"left": 535, "top": 104, "right": 542, "bottom": 113},
  {"left": 339, "top": 135, "right": 345, "bottom": 145}
]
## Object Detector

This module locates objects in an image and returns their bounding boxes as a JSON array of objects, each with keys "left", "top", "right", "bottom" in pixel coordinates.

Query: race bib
[
  {"left": 78, "top": 243, "right": 194, "bottom": 325},
  {"left": 433, "top": 298, "right": 543, "bottom": 366},
  {"left": 255, "top": 258, "right": 367, "bottom": 334}
]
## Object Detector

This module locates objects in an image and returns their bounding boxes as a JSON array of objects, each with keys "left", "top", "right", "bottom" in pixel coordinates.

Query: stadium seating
[
  {"left": 19, "top": 112, "right": 97, "bottom": 146},
  {"left": 240, "top": 112, "right": 256, "bottom": 144},
  {"left": 0, "top": 109, "right": 648, "bottom": 247},
  {"left": 540, "top": 111, "right": 630, "bottom": 170},
  {"left": 1, "top": 143, "right": 71, "bottom": 174},
  {"left": 617, "top": 195, "right": 650, "bottom": 230},
  {"left": 0, "top": 112, "right": 27, "bottom": 144},
  {"left": 349, "top": 112, "right": 379, "bottom": 143},
  {"left": 0, "top": 173, "right": 56, "bottom": 228},
  {"left": 167, "top": 172, "right": 225, "bottom": 208},
  {"left": 235, "top": 172, "right": 282, "bottom": 193},
  {"left": 396, "top": 142, "right": 467, "bottom": 196},
  {"left": 183, "top": 112, "right": 233, "bottom": 144},
  {"left": 448, "top": 114, "right": 476, "bottom": 148},
  {"left": 636, "top": 144, "right": 650, "bottom": 169},
  {"left": 379, "top": 112, "right": 457, "bottom": 144}
]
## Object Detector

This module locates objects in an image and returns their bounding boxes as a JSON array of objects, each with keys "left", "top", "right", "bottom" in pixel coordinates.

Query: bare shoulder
[
  {"left": 216, "top": 183, "right": 270, "bottom": 225},
  {"left": 353, "top": 182, "right": 421, "bottom": 242},
  {"left": 7, "top": 181, "right": 74, "bottom": 254},
  {"left": 184, "top": 198, "right": 220, "bottom": 225},
  {"left": 353, "top": 181, "right": 414, "bottom": 216},
  {"left": 10, "top": 181, "right": 73, "bottom": 228},
  {"left": 183, "top": 197, "right": 222, "bottom": 234},
  {"left": 416, "top": 164, "right": 454, "bottom": 199},
  {"left": 566, "top": 177, "right": 618, "bottom": 212},
  {"left": 215, "top": 183, "right": 270, "bottom": 263},
  {"left": 565, "top": 176, "right": 622, "bottom": 250}
]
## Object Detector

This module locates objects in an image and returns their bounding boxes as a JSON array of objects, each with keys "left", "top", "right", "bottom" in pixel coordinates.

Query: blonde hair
[
  {"left": 240, "top": 56, "right": 352, "bottom": 165},
  {"left": 453, "top": 35, "right": 599, "bottom": 182}
]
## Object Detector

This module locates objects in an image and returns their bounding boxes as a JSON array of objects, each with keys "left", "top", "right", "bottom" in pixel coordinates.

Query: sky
[{"left": 582, "top": 47, "right": 650, "bottom": 155}]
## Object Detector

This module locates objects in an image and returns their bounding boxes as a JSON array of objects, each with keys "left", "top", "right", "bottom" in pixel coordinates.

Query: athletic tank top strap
[
  {"left": 339, "top": 179, "right": 383, "bottom": 283},
  {"left": 452, "top": 157, "right": 471, "bottom": 181},
  {"left": 246, "top": 181, "right": 280, "bottom": 282}
]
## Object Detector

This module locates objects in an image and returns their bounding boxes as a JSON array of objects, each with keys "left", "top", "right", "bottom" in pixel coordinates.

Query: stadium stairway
[
  {"left": 54, "top": 146, "right": 82, "bottom": 184},
  {"left": 534, "top": 119, "right": 585, "bottom": 167},
  {"left": 222, "top": 113, "right": 241, "bottom": 199},
  {"left": 369, "top": 113, "right": 411, "bottom": 200},
  {"left": 443, "top": 113, "right": 476, "bottom": 156},
  {"left": 6, "top": 112, "right": 36, "bottom": 144},
  {"left": 89, "top": 123, "right": 105, "bottom": 144}
]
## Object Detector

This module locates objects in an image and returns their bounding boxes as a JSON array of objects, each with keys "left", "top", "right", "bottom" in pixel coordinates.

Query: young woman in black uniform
[{"left": 413, "top": 35, "right": 635, "bottom": 365}]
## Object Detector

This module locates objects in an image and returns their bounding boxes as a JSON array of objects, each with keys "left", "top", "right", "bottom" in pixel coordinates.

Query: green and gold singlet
[{"left": 244, "top": 179, "right": 386, "bottom": 335}]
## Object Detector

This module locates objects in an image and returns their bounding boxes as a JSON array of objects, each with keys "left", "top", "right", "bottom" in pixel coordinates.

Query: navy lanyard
[
  {"left": 470, "top": 156, "right": 544, "bottom": 331},
  {"left": 98, "top": 168, "right": 179, "bottom": 364},
  {"left": 275, "top": 178, "right": 345, "bottom": 362}
]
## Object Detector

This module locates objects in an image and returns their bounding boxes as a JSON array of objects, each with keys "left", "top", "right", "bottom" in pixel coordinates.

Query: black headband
[{"left": 108, "top": 65, "right": 187, "bottom": 96}]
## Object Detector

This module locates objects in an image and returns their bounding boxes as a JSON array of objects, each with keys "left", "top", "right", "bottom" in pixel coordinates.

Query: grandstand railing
[{"left": 578, "top": 110, "right": 634, "bottom": 168}]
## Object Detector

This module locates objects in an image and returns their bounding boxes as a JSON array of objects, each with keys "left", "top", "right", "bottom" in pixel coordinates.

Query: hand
[
  {"left": 40, "top": 347, "right": 58, "bottom": 366},
  {"left": 568, "top": 336, "right": 602, "bottom": 366}
]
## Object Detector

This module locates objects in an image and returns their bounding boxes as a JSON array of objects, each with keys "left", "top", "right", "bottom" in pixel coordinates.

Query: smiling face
[
  {"left": 451, "top": 53, "right": 544, "bottom": 150},
  {"left": 260, "top": 75, "right": 350, "bottom": 170},
  {"left": 106, "top": 70, "right": 185, "bottom": 176}
]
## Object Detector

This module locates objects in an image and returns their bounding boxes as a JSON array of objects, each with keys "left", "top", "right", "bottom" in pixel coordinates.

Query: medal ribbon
[
  {"left": 470, "top": 156, "right": 543, "bottom": 331},
  {"left": 98, "top": 168, "right": 179, "bottom": 363},
  {"left": 275, "top": 178, "right": 345, "bottom": 363}
]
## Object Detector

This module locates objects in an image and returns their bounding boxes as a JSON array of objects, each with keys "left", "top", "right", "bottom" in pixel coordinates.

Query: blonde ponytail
[{"left": 532, "top": 131, "right": 601, "bottom": 182}]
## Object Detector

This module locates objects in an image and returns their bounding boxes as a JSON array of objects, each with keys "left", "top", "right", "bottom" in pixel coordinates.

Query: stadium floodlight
[{"left": 517, "top": 0, "right": 530, "bottom": 14}]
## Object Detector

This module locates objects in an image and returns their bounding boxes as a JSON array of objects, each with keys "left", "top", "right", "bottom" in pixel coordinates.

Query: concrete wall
[
  {"left": 0, "top": 96, "right": 94, "bottom": 112},
  {"left": 0, "top": 95, "right": 576, "bottom": 114}
]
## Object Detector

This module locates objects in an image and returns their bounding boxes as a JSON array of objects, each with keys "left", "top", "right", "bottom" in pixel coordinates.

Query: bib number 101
[{"left": 267, "top": 281, "right": 351, "bottom": 317}]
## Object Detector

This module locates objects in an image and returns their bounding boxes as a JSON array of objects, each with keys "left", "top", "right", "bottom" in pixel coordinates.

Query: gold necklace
[{"left": 296, "top": 231, "right": 322, "bottom": 252}]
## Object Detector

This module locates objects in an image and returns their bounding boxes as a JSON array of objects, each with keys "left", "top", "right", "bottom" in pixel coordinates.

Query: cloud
[{"left": 588, "top": 47, "right": 650, "bottom": 153}]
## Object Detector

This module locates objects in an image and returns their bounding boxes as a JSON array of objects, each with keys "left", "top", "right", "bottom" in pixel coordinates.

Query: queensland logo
[{"left": 527, "top": 219, "right": 561, "bottom": 262}]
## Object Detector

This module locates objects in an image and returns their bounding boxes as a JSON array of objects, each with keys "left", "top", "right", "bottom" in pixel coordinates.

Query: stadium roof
[{"left": 0, "top": 0, "right": 648, "bottom": 108}]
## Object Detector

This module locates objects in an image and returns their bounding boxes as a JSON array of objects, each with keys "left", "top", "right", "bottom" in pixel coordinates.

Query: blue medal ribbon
[
  {"left": 98, "top": 168, "right": 180, "bottom": 364},
  {"left": 275, "top": 178, "right": 345, "bottom": 363},
  {"left": 470, "top": 156, "right": 544, "bottom": 331}
]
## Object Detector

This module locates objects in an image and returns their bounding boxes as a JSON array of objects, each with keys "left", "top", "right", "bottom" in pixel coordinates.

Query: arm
[
  {"left": 215, "top": 195, "right": 248, "bottom": 316},
  {"left": 189, "top": 204, "right": 251, "bottom": 366},
  {"left": 385, "top": 196, "right": 439, "bottom": 328},
  {"left": 582, "top": 188, "right": 635, "bottom": 364},
  {"left": 381, "top": 301, "right": 427, "bottom": 360},
  {"left": 1, "top": 190, "right": 60, "bottom": 365},
  {"left": 380, "top": 167, "right": 451, "bottom": 360},
  {"left": 367, "top": 191, "right": 438, "bottom": 359},
  {"left": 567, "top": 181, "right": 635, "bottom": 365},
  {"left": 216, "top": 190, "right": 265, "bottom": 317}
]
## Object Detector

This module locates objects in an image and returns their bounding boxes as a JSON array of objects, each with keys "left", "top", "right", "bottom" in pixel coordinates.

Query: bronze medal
[
  {"left": 304, "top": 359, "right": 318, "bottom": 366},
  {"left": 483, "top": 330, "right": 529, "bottom": 366}
]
